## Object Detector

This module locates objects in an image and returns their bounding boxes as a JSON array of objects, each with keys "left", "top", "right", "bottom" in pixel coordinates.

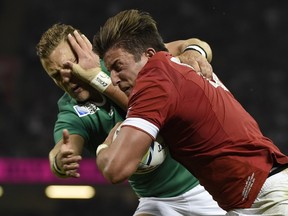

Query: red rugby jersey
[{"left": 125, "top": 51, "right": 288, "bottom": 211}]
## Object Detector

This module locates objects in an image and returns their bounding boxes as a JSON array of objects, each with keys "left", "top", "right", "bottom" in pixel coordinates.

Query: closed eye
[
  {"left": 50, "top": 71, "right": 60, "bottom": 79},
  {"left": 111, "top": 61, "right": 122, "bottom": 72}
]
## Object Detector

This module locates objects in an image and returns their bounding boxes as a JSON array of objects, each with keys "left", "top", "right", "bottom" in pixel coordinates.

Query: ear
[{"left": 145, "top": 48, "right": 156, "bottom": 58}]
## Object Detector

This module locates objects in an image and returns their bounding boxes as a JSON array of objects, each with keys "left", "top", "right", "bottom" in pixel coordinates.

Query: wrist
[
  {"left": 52, "top": 154, "right": 66, "bottom": 176},
  {"left": 96, "top": 143, "right": 109, "bottom": 156},
  {"left": 182, "top": 45, "right": 207, "bottom": 59},
  {"left": 90, "top": 71, "right": 112, "bottom": 93}
]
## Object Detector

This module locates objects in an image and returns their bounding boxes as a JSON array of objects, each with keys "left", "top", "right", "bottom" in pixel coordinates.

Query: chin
[
  {"left": 73, "top": 91, "right": 90, "bottom": 102},
  {"left": 125, "top": 89, "right": 131, "bottom": 97}
]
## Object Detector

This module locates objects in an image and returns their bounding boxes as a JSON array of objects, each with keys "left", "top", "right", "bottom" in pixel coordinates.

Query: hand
[
  {"left": 65, "top": 62, "right": 102, "bottom": 83},
  {"left": 56, "top": 129, "right": 82, "bottom": 178},
  {"left": 68, "top": 30, "right": 100, "bottom": 69},
  {"left": 64, "top": 30, "right": 101, "bottom": 83},
  {"left": 104, "top": 122, "right": 123, "bottom": 145},
  {"left": 178, "top": 51, "right": 213, "bottom": 80}
]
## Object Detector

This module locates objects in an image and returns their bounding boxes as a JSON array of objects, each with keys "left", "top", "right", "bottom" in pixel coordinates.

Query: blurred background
[{"left": 0, "top": 0, "right": 288, "bottom": 215}]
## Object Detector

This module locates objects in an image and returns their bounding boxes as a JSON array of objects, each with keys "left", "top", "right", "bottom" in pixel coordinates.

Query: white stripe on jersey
[{"left": 122, "top": 117, "right": 159, "bottom": 139}]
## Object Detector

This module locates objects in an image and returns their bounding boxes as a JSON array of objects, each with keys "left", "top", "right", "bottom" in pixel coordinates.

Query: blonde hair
[{"left": 36, "top": 23, "right": 80, "bottom": 59}]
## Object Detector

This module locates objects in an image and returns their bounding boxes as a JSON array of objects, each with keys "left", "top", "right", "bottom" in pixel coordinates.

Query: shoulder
[
  {"left": 148, "top": 51, "right": 172, "bottom": 65},
  {"left": 57, "top": 93, "right": 77, "bottom": 108}
]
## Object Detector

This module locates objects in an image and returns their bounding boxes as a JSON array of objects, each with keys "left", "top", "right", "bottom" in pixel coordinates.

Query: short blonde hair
[{"left": 36, "top": 23, "right": 80, "bottom": 59}]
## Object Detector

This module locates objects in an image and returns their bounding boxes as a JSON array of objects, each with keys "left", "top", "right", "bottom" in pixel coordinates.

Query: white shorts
[
  {"left": 133, "top": 184, "right": 226, "bottom": 216},
  {"left": 227, "top": 168, "right": 288, "bottom": 216}
]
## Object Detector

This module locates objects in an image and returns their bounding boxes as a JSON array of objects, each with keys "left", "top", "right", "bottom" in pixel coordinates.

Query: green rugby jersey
[
  {"left": 54, "top": 93, "right": 199, "bottom": 197},
  {"left": 53, "top": 61, "right": 199, "bottom": 197},
  {"left": 54, "top": 93, "right": 125, "bottom": 153}
]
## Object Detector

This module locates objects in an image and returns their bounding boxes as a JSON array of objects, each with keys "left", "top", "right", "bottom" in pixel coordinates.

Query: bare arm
[
  {"left": 166, "top": 38, "right": 212, "bottom": 62},
  {"left": 96, "top": 124, "right": 152, "bottom": 183},
  {"left": 96, "top": 39, "right": 214, "bottom": 183},
  {"left": 67, "top": 34, "right": 212, "bottom": 110},
  {"left": 66, "top": 31, "right": 128, "bottom": 110},
  {"left": 165, "top": 38, "right": 213, "bottom": 79},
  {"left": 67, "top": 63, "right": 128, "bottom": 110}
]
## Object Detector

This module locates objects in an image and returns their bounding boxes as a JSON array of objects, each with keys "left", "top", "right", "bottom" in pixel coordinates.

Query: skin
[
  {"left": 96, "top": 47, "right": 166, "bottom": 183},
  {"left": 41, "top": 40, "right": 97, "bottom": 177},
  {"left": 105, "top": 48, "right": 151, "bottom": 96},
  {"left": 41, "top": 32, "right": 128, "bottom": 177},
  {"left": 41, "top": 41, "right": 102, "bottom": 102},
  {"left": 97, "top": 45, "right": 215, "bottom": 183},
  {"left": 42, "top": 30, "right": 213, "bottom": 179}
]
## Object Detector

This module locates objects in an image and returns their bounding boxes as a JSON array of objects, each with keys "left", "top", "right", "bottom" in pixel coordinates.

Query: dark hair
[
  {"left": 36, "top": 23, "right": 80, "bottom": 59},
  {"left": 93, "top": 9, "right": 167, "bottom": 61}
]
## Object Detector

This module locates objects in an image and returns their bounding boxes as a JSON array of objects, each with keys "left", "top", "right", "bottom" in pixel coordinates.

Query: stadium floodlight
[{"left": 45, "top": 185, "right": 95, "bottom": 199}]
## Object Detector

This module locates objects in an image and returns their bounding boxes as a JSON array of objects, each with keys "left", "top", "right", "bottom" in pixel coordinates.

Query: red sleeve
[{"left": 127, "top": 61, "right": 177, "bottom": 129}]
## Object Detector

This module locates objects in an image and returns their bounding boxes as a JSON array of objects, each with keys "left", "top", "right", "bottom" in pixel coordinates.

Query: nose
[{"left": 110, "top": 70, "right": 120, "bottom": 86}]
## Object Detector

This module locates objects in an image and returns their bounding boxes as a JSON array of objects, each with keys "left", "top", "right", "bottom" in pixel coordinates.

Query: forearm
[
  {"left": 96, "top": 124, "right": 148, "bottom": 184},
  {"left": 95, "top": 125, "right": 130, "bottom": 183},
  {"left": 180, "top": 38, "right": 212, "bottom": 62},
  {"left": 101, "top": 85, "right": 128, "bottom": 111},
  {"left": 166, "top": 38, "right": 213, "bottom": 63},
  {"left": 96, "top": 144, "right": 134, "bottom": 184},
  {"left": 69, "top": 64, "right": 128, "bottom": 111},
  {"left": 88, "top": 70, "right": 128, "bottom": 110}
]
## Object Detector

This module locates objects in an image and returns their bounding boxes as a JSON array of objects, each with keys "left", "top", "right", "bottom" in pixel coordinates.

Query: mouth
[
  {"left": 119, "top": 85, "right": 130, "bottom": 94},
  {"left": 71, "top": 85, "right": 81, "bottom": 93}
]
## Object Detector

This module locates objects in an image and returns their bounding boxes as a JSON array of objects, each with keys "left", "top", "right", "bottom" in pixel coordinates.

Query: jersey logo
[
  {"left": 73, "top": 102, "right": 100, "bottom": 117},
  {"left": 242, "top": 172, "right": 255, "bottom": 201}
]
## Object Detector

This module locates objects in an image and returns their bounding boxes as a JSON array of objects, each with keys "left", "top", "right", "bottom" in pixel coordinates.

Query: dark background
[{"left": 0, "top": 0, "right": 288, "bottom": 215}]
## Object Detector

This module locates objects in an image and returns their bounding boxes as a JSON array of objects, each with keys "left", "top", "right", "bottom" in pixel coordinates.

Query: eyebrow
[{"left": 109, "top": 59, "right": 119, "bottom": 71}]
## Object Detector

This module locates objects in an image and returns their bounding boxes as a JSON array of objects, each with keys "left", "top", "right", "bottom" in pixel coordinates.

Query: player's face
[
  {"left": 104, "top": 47, "right": 148, "bottom": 96},
  {"left": 41, "top": 40, "right": 94, "bottom": 102}
]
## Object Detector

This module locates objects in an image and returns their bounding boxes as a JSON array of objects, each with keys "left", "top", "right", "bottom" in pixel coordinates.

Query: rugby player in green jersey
[{"left": 36, "top": 23, "right": 225, "bottom": 215}]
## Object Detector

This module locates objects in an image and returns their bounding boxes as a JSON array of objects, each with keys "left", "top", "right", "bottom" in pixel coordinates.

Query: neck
[{"left": 90, "top": 93, "right": 107, "bottom": 106}]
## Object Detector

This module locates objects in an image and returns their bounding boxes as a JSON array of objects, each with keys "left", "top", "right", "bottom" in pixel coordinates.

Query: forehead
[
  {"left": 104, "top": 48, "right": 133, "bottom": 67},
  {"left": 42, "top": 41, "right": 74, "bottom": 72},
  {"left": 50, "top": 41, "right": 74, "bottom": 61}
]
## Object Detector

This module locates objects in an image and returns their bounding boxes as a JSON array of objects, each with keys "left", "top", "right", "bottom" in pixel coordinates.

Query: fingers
[
  {"left": 62, "top": 155, "right": 82, "bottom": 178},
  {"left": 81, "top": 33, "right": 93, "bottom": 50},
  {"left": 67, "top": 31, "right": 91, "bottom": 62},
  {"left": 179, "top": 53, "right": 213, "bottom": 80},
  {"left": 73, "top": 30, "right": 90, "bottom": 50},
  {"left": 56, "top": 129, "right": 82, "bottom": 178},
  {"left": 189, "top": 61, "right": 201, "bottom": 72},
  {"left": 68, "top": 30, "right": 92, "bottom": 51},
  {"left": 62, "top": 155, "right": 82, "bottom": 164},
  {"left": 63, "top": 62, "right": 84, "bottom": 76},
  {"left": 62, "top": 129, "right": 70, "bottom": 145},
  {"left": 198, "top": 61, "right": 213, "bottom": 80},
  {"left": 64, "top": 62, "right": 96, "bottom": 83},
  {"left": 59, "top": 129, "right": 75, "bottom": 159},
  {"left": 68, "top": 33, "right": 82, "bottom": 55},
  {"left": 67, "top": 30, "right": 100, "bottom": 70}
]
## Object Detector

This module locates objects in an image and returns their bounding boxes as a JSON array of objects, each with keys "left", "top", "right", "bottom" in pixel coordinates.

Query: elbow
[
  {"left": 103, "top": 172, "right": 126, "bottom": 184},
  {"left": 97, "top": 156, "right": 132, "bottom": 184},
  {"left": 102, "top": 164, "right": 130, "bottom": 184}
]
